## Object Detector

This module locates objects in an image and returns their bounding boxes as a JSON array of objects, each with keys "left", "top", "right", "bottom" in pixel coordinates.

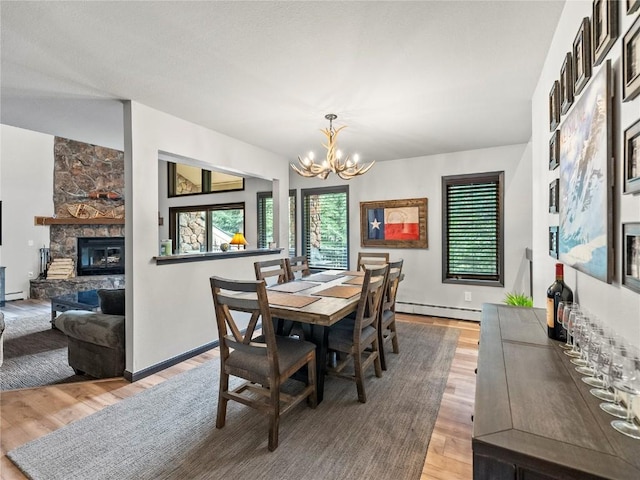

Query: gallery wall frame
[
  {"left": 573, "top": 17, "right": 592, "bottom": 96},
  {"left": 549, "top": 80, "right": 560, "bottom": 132},
  {"left": 623, "top": 14, "right": 640, "bottom": 101},
  {"left": 623, "top": 118, "right": 640, "bottom": 194},
  {"left": 549, "top": 130, "right": 560, "bottom": 170},
  {"left": 593, "top": 0, "right": 619, "bottom": 66},
  {"left": 622, "top": 223, "right": 640, "bottom": 293},
  {"left": 558, "top": 60, "right": 613, "bottom": 283},
  {"left": 549, "top": 226, "right": 559, "bottom": 258},
  {"left": 360, "top": 197, "right": 428, "bottom": 248},
  {"left": 549, "top": 179, "right": 560, "bottom": 213},
  {"left": 628, "top": 0, "right": 640, "bottom": 14},
  {"left": 560, "top": 52, "right": 574, "bottom": 114}
]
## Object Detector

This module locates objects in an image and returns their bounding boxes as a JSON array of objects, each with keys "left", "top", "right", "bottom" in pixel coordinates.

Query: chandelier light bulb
[
  {"left": 309, "top": 151, "right": 315, "bottom": 160},
  {"left": 353, "top": 154, "right": 359, "bottom": 164},
  {"left": 336, "top": 149, "right": 343, "bottom": 160}
]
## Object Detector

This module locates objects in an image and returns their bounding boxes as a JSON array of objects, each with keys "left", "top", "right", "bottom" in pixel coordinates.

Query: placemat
[
  {"left": 344, "top": 276, "right": 365, "bottom": 285},
  {"left": 338, "top": 270, "right": 365, "bottom": 276},
  {"left": 313, "top": 285, "right": 362, "bottom": 299},
  {"left": 305, "top": 273, "right": 341, "bottom": 282},
  {"left": 267, "top": 291, "right": 320, "bottom": 308},
  {"left": 268, "top": 281, "right": 317, "bottom": 293}
]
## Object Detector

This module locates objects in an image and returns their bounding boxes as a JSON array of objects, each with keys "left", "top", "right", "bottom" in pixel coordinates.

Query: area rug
[
  {"left": 8, "top": 322, "right": 459, "bottom": 480},
  {"left": 0, "top": 314, "right": 88, "bottom": 390}
]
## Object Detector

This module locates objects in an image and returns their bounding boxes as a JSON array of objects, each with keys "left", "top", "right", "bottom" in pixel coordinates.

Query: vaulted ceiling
[{"left": 1, "top": 1, "right": 565, "bottom": 162}]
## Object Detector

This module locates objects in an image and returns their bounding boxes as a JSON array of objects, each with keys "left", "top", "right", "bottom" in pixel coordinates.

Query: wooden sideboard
[{"left": 473, "top": 304, "right": 640, "bottom": 480}]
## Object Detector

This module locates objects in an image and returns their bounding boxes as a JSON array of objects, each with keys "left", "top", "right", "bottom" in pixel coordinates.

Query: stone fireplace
[{"left": 29, "top": 137, "right": 126, "bottom": 299}]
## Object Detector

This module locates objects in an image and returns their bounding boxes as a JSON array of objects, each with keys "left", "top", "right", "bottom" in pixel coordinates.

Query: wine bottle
[{"left": 546, "top": 263, "right": 573, "bottom": 341}]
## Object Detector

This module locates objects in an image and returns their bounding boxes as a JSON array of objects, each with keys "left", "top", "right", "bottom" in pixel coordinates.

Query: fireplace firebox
[{"left": 77, "top": 237, "right": 125, "bottom": 276}]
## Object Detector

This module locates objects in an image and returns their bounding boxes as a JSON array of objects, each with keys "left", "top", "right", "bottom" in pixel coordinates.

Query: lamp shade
[{"left": 229, "top": 232, "right": 248, "bottom": 249}]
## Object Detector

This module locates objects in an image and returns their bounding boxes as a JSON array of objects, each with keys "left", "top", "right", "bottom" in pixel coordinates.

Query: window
[
  {"left": 302, "top": 186, "right": 349, "bottom": 270},
  {"left": 168, "top": 202, "right": 244, "bottom": 253},
  {"left": 168, "top": 163, "right": 244, "bottom": 197},
  {"left": 257, "top": 190, "right": 296, "bottom": 255},
  {"left": 442, "top": 171, "right": 504, "bottom": 286}
]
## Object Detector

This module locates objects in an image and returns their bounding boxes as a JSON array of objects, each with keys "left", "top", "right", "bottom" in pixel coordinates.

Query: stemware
[
  {"left": 610, "top": 346, "right": 640, "bottom": 439},
  {"left": 591, "top": 333, "right": 617, "bottom": 402},
  {"left": 564, "top": 307, "right": 583, "bottom": 358},
  {"left": 557, "top": 301, "right": 573, "bottom": 349},
  {"left": 601, "top": 339, "right": 633, "bottom": 419}
]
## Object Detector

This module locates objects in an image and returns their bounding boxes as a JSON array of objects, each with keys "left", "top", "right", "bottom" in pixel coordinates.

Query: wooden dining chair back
[
  {"left": 378, "top": 259, "right": 403, "bottom": 370},
  {"left": 327, "top": 264, "right": 388, "bottom": 403},
  {"left": 210, "top": 276, "right": 317, "bottom": 451},
  {"left": 254, "top": 258, "right": 289, "bottom": 285},
  {"left": 285, "top": 255, "right": 311, "bottom": 280},
  {"left": 357, "top": 252, "right": 389, "bottom": 271}
]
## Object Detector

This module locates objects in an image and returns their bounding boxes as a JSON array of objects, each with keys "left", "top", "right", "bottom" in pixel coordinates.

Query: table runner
[{"left": 304, "top": 273, "right": 341, "bottom": 282}]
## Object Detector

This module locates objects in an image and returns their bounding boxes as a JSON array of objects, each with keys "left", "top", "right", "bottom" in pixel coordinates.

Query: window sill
[{"left": 154, "top": 248, "right": 284, "bottom": 265}]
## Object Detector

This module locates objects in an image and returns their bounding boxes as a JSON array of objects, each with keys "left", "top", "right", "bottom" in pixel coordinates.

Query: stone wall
[{"left": 50, "top": 137, "right": 125, "bottom": 260}]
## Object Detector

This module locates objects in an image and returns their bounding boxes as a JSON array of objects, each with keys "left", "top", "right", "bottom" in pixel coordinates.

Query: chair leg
[
  {"left": 353, "top": 352, "right": 367, "bottom": 403},
  {"left": 268, "top": 382, "right": 280, "bottom": 451},
  {"left": 372, "top": 339, "right": 383, "bottom": 378},
  {"left": 390, "top": 321, "right": 399, "bottom": 353},
  {"left": 216, "top": 371, "right": 229, "bottom": 429},
  {"left": 378, "top": 329, "right": 388, "bottom": 371}
]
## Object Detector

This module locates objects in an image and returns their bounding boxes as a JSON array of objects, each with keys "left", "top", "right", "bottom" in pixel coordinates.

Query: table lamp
[{"left": 229, "top": 232, "right": 248, "bottom": 250}]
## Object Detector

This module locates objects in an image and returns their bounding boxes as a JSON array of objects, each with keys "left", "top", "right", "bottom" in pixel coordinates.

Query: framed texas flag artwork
[{"left": 360, "top": 197, "right": 428, "bottom": 248}]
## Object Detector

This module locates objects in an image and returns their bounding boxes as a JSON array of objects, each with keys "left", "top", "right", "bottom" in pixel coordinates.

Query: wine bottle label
[{"left": 546, "top": 297, "right": 555, "bottom": 329}]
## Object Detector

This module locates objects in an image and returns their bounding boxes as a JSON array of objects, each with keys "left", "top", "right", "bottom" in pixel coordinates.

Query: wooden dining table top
[{"left": 266, "top": 271, "right": 362, "bottom": 326}]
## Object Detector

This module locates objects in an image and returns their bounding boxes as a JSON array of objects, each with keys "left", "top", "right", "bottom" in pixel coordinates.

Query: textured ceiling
[{"left": 1, "top": 1, "right": 565, "bottom": 163}]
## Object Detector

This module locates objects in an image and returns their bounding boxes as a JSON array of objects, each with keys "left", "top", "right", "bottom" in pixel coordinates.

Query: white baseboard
[
  {"left": 5, "top": 292, "right": 26, "bottom": 301},
  {"left": 396, "top": 301, "right": 481, "bottom": 322}
]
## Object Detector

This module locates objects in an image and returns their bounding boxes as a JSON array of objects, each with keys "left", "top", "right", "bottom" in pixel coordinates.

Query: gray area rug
[
  {"left": 8, "top": 322, "right": 459, "bottom": 480},
  {"left": 0, "top": 314, "right": 88, "bottom": 390}
]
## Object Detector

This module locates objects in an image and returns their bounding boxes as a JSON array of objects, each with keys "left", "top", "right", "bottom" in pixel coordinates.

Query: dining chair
[
  {"left": 378, "top": 259, "right": 403, "bottom": 370},
  {"left": 254, "top": 258, "right": 290, "bottom": 285},
  {"left": 285, "top": 255, "right": 311, "bottom": 280},
  {"left": 356, "top": 252, "right": 389, "bottom": 271},
  {"left": 326, "top": 264, "right": 388, "bottom": 403},
  {"left": 210, "top": 276, "right": 317, "bottom": 451}
]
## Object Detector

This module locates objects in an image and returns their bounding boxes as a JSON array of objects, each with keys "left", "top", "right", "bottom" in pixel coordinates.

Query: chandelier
[{"left": 290, "top": 114, "right": 374, "bottom": 180}]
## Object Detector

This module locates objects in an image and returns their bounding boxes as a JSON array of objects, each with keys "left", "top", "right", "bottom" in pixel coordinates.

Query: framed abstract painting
[
  {"left": 622, "top": 223, "right": 640, "bottom": 293},
  {"left": 558, "top": 60, "right": 613, "bottom": 283},
  {"left": 360, "top": 197, "right": 428, "bottom": 248}
]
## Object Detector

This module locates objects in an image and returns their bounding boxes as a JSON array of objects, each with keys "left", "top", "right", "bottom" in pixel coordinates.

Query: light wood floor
[{"left": 0, "top": 301, "right": 479, "bottom": 480}]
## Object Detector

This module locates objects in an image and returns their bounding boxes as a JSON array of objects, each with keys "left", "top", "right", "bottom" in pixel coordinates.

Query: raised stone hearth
[{"left": 30, "top": 275, "right": 125, "bottom": 300}]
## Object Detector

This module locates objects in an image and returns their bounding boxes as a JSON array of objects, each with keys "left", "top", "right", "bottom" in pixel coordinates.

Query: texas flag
[{"left": 367, "top": 207, "right": 420, "bottom": 241}]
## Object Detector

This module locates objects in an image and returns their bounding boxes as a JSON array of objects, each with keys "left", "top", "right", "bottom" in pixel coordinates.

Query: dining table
[{"left": 265, "top": 269, "right": 367, "bottom": 403}]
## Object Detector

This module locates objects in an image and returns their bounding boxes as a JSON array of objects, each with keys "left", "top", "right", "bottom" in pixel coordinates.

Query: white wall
[
  {"left": 124, "top": 101, "right": 290, "bottom": 374},
  {"left": 532, "top": 1, "right": 640, "bottom": 347},
  {"left": 290, "top": 143, "right": 533, "bottom": 321},
  {"left": 0, "top": 125, "right": 53, "bottom": 299}
]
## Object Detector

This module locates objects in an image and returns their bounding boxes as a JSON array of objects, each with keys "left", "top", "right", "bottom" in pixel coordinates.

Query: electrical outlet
[{"left": 464, "top": 291, "right": 472, "bottom": 302}]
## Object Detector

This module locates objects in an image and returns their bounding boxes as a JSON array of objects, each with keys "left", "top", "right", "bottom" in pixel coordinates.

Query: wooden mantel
[{"left": 34, "top": 216, "right": 125, "bottom": 226}]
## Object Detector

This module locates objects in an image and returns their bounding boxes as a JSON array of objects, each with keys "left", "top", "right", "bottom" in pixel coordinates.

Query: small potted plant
[{"left": 504, "top": 292, "right": 533, "bottom": 307}]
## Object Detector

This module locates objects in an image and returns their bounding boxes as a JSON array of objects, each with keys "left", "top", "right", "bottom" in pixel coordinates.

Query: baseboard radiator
[{"left": 396, "top": 301, "right": 481, "bottom": 322}]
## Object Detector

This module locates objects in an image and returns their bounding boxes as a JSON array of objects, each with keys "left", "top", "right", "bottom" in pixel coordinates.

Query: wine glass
[
  {"left": 610, "top": 345, "right": 640, "bottom": 439},
  {"left": 601, "top": 338, "right": 633, "bottom": 419},
  {"left": 564, "top": 307, "right": 583, "bottom": 358},
  {"left": 557, "top": 301, "right": 573, "bottom": 349},
  {"left": 580, "top": 323, "right": 606, "bottom": 388},
  {"left": 591, "top": 332, "right": 617, "bottom": 402}
]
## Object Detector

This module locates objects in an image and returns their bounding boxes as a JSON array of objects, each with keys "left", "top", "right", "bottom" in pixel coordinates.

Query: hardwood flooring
[{"left": 0, "top": 301, "right": 479, "bottom": 480}]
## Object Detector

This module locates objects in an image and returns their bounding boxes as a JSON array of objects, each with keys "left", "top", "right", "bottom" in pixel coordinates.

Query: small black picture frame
[
  {"left": 592, "top": 0, "right": 618, "bottom": 66},
  {"left": 549, "top": 130, "right": 560, "bottom": 171},
  {"left": 573, "top": 17, "right": 592, "bottom": 96},
  {"left": 549, "top": 226, "right": 559, "bottom": 259},
  {"left": 623, "top": 15, "right": 640, "bottom": 101},
  {"left": 628, "top": 0, "right": 640, "bottom": 14},
  {"left": 623, "top": 118, "right": 640, "bottom": 194},
  {"left": 560, "top": 52, "right": 574, "bottom": 114},
  {"left": 549, "top": 179, "right": 560, "bottom": 213},
  {"left": 549, "top": 80, "right": 560, "bottom": 132},
  {"left": 622, "top": 222, "right": 640, "bottom": 293}
]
